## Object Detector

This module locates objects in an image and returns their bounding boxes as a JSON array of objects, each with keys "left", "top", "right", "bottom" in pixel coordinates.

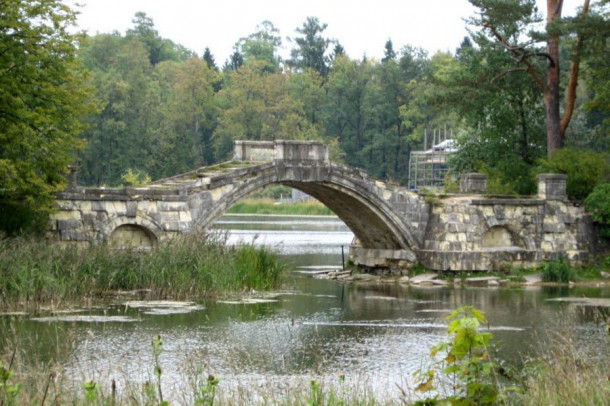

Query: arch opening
[
  {"left": 198, "top": 163, "right": 419, "bottom": 254},
  {"left": 282, "top": 181, "right": 407, "bottom": 250}
]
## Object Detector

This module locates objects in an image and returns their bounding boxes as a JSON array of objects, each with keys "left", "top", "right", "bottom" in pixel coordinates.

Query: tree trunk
[{"left": 545, "top": 0, "right": 563, "bottom": 156}]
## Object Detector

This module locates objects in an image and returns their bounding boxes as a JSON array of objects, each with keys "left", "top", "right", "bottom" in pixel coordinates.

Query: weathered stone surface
[
  {"left": 410, "top": 273, "right": 438, "bottom": 284},
  {"left": 537, "top": 173, "right": 568, "bottom": 201},
  {"left": 523, "top": 274, "right": 543, "bottom": 285},
  {"left": 464, "top": 276, "right": 501, "bottom": 286},
  {"left": 50, "top": 140, "right": 597, "bottom": 272}
]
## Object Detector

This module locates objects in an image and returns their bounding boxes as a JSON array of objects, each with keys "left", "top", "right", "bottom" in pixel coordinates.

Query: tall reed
[{"left": 0, "top": 233, "right": 284, "bottom": 308}]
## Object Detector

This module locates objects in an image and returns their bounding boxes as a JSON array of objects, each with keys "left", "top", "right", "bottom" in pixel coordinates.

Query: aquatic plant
[
  {"left": 0, "top": 357, "right": 21, "bottom": 406},
  {"left": 540, "top": 258, "right": 575, "bottom": 283},
  {"left": 0, "top": 233, "right": 285, "bottom": 308}
]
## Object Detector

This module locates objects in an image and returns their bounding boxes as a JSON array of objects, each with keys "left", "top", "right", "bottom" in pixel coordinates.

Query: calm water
[{"left": 1, "top": 214, "right": 608, "bottom": 401}]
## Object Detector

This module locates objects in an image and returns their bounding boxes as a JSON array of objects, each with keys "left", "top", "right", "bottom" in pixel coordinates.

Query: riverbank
[
  {"left": 0, "top": 234, "right": 284, "bottom": 309},
  {"left": 227, "top": 198, "right": 333, "bottom": 216}
]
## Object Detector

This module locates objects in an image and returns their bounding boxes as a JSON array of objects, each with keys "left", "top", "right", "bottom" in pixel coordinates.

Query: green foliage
[
  {"left": 540, "top": 258, "right": 575, "bottom": 283},
  {"left": 227, "top": 199, "right": 333, "bottom": 216},
  {"left": 538, "top": 148, "right": 609, "bottom": 201},
  {"left": 54, "top": 8, "right": 609, "bottom": 202},
  {"left": 194, "top": 374, "right": 219, "bottom": 406},
  {"left": 0, "top": 234, "right": 284, "bottom": 306},
  {"left": 414, "top": 306, "right": 503, "bottom": 406},
  {"left": 249, "top": 185, "right": 293, "bottom": 199},
  {"left": 512, "top": 334, "right": 610, "bottom": 405},
  {"left": 474, "top": 158, "right": 537, "bottom": 196},
  {"left": 0, "top": 360, "right": 21, "bottom": 406},
  {"left": 237, "top": 21, "right": 282, "bottom": 73},
  {"left": 584, "top": 183, "right": 610, "bottom": 238},
  {"left": 0, "top": 0, "right": 96, "bottom": 233},
  {"left": 82, "top": 381, "right": 99, "bottom": 403},
  {"left": 151, "top": 335, "right": 168, "bottom": 406},
  {"left": 288, "top": 17, "right": 332, "bottom": 77},
  {"left": 121, "top": 168, "right": 152, "bottom": 187}
]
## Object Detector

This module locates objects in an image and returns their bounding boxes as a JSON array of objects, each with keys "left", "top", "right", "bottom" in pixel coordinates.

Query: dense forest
[{"left": 1, "top": 0, "right": 608, "bottom": 233}]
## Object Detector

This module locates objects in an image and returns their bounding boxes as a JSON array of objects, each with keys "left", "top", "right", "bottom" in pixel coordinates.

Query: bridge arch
[{"left": 198, "top": 164, "right": 420, "bottom": 252}]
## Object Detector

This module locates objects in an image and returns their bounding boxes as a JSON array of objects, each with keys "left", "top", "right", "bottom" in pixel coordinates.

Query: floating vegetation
[
  {"left": 123, "top": 300, "right": 205, "bottom": 315},
  {"left": 546, "top": 297, "right": 610, "bottom": 307},
  {"left": 32, "top": 315, "right": 139, "bottom": 323}
]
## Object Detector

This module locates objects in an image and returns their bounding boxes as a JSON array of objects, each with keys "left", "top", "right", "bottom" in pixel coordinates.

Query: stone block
[
  {"left": 459, "top": 173, "right": 487, "bottom": 193},
  {"left": 57, "top": 219, "right": 82, "bottom": 230},
  {"left": 126, "top": 201, "right": 137, "bottom": 218},
  {"left": 493, "top": 205, "right": 505, "bottom": 218},
  {"left": 537, "top": 173, "right": 567, "bottom": 201},
  {"left": 51, "top": 210, "right": 82, "bottom": 221},
  {"left": 60, "top": 229, "right": 90, "bottom": 241},
  {"left": 91, "top": 201, "right": 106, "bottom": 211},
  {"left": 543, "top": 223, "right": 566, "bottom": 233},
  {"left": 179, "top": 211, "right": 193, "bottom": 222},
  {"left": 163, "top": 222, "right": 191, "bottom": 232},
  {"left": 158, "top": 201, "right": 187, "bottom": 212}
]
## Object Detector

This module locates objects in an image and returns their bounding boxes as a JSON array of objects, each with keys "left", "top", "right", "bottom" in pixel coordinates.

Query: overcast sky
[{"left": 68, "top": 0, "right": 586, "bottom": 65}]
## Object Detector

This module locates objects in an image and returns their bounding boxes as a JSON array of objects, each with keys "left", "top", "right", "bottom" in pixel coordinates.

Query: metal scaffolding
[{"left": 407, "top": 128, "right": 455, "bottom": 190}]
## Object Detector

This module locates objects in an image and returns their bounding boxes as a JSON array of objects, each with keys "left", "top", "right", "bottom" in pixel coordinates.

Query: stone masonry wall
[{"left": 419, "top": 196, "right": 595, "bottom": 271}]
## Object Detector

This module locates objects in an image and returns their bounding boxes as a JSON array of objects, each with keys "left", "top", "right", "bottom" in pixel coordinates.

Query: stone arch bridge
[{"left": 51, "top": 140, "right": 597, "bottom": 272}]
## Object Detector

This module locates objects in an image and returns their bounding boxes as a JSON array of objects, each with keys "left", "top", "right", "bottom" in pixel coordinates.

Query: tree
[
  {"left": 467, "top": 0, "right": 599, "bottom": 156},
  {"left": 155, "top": 58, "right": 219, "bottom": 176},
  {"left": 0, "top": 0, "right": 96, "bottom": 233},
  {"left": 432, "top": 36, "right": 547, "bottom": 194},
  {"left": 288, "top": 17, "right": 332, "bottom": 77},
  {"left": 236, "top": 21, "right": 282, "bottom": 73},
  {"left": 127, "top": 11, "right": 193, "bottom": 65},
  {"left": 202, "top": 47, "right": 218, "bottom": 71},
  {"left": 79, "top": 35, "right": 161, "bottom": 186},
  {"left": 223, "top": 49, "right": 244, "bottom": 72},
  {"left": 382, "top": 39, "right": 397, "bottom": 63},
  {"left": 212, "top": 61, "right": 318, "bottom": 160}
]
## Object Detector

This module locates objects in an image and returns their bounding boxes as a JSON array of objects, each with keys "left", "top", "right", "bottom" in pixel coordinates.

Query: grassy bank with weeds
[
  {"left": 227, "top": 198, "right": 333, "bottom": 216},
  {"left": 0, "top": 234, "right": 284, "bottom": 308}
]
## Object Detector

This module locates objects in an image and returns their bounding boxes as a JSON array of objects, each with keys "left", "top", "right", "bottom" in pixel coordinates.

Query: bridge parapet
[{"left": 234, "top": 140, "right": 329, "bottom": 165}]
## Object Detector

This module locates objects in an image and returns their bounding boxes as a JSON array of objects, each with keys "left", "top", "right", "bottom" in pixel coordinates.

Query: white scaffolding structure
[{"left": 408, "top": 128, "right": 455, "bottom": 190}]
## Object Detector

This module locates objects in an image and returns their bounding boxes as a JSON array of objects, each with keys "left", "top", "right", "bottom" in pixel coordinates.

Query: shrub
[
  {"left": 584, "top": 183, "right": 610, "bottom": 238},
  {"left": 538, "top": 148, "right": 609, "bottom": 201},
  {"left": 540, "top": 258, "right": 575, "bottom": 282}
]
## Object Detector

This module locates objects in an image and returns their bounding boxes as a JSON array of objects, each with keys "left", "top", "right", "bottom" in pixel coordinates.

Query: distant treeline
[{"left": 75, "top": 12, "right": 605, "bottom": 191}]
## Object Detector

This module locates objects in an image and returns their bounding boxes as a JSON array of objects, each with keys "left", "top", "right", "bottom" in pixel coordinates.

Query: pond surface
[{"left": 1, "top": 214, "right": 608, "bottom": 402}]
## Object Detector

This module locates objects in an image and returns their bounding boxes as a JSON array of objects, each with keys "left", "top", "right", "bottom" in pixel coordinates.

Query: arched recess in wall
[
  {"left": 102, "top": 216, "right": 163, "bottom": 250},
  {"left": 109, "top": 224, "right": 158, "bottom": 249},
  {"left": 482, "top": 226, "right": 517, "bottom": 248}
]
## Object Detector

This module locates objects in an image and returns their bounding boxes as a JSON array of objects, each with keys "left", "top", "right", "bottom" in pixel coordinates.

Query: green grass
[
  {"left": 227, "top": 198, "right": 334, "bottom": 216},
  {"left": 0, "top": 234, "right": 284, "bottom": 308}
]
